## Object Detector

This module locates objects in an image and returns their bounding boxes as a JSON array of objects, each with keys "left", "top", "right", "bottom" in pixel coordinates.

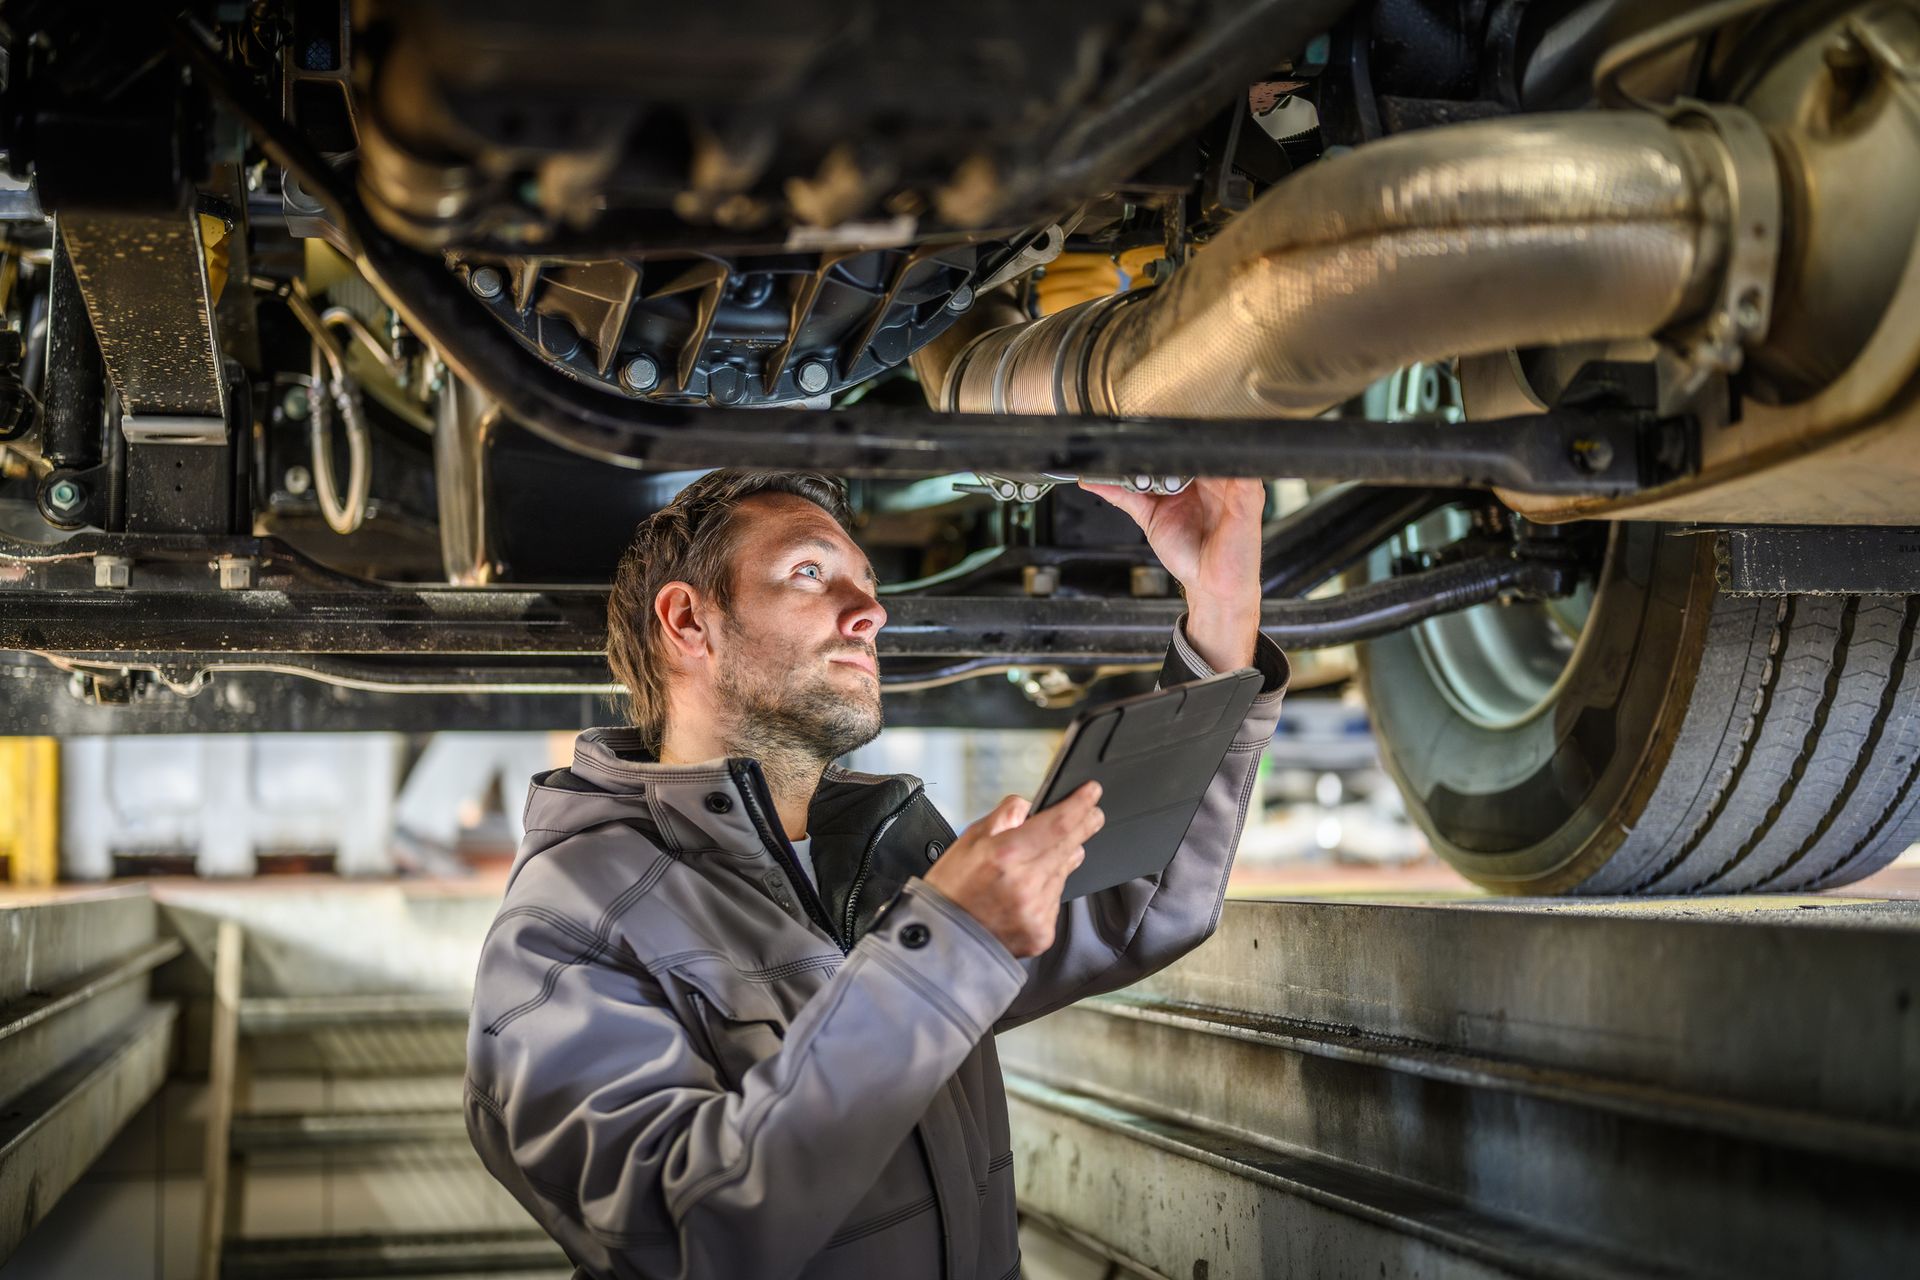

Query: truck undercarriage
[{"left": 1, "top": 0, "right": 1917, "bottom": 893}]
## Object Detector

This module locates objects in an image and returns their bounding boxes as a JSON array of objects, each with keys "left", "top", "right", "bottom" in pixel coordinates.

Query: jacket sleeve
[
  {"left": 466, "top": 877, "right": 1024, "bottom": 1280},
  {"left": 995, "top": 618, "right": 1288, "bottom": 1032}
]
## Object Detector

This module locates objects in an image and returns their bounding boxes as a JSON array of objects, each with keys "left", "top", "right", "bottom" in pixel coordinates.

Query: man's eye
[{"left": 796, "top": 563, "right": 822, "bottom": 580}]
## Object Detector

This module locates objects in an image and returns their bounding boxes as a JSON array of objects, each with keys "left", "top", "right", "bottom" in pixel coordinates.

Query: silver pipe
[
  {"left": 434, "top": 377, "right": 498, "bottom": 585},
  {"left": 943, "top": 111, "right": 1737, "bottom": 420}
]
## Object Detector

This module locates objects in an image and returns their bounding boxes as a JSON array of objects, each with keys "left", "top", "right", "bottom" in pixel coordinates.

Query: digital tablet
[{"left": 1031, "top": 667, "right": 1266, "bottom": 901}]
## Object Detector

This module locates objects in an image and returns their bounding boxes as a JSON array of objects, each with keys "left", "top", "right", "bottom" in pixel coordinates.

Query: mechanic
[{"left": 464, "top": 468, "right": 1288, "bottom": 1279}]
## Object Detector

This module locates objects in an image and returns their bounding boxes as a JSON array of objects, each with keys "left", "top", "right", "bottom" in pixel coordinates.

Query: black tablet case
[{"left": 1033, "top": 667, "right": 1266, "bottom": 901}]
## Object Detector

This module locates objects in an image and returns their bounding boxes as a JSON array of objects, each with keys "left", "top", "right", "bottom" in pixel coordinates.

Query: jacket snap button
[
  {"left": 704, "top": 792, "right": 733, "bottom": 814},
  {"left": 926, "top": 841, "right": 944, "bottom": 863},
  {"left": 899, "top": 923, "right": 931, "bottom": 950}
]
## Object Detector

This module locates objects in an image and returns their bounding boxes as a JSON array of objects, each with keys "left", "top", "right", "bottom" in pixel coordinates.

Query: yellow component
[
  {"left": 1034, "top": 248, "right": 1168, "bottom": 315},
  {"left": 198, "top": 212, "right": 231, "bottom": 304},
  {"left": 1116, "top": 245, "right": 1164, "bottom": 289},
  {"left": 303, "top": 237, "right": 356, "bottom": 295},
  {"left": 1033, "top": 252, "right": 1122, "bottom": 316},
  {"left": 0, "top": 738, "right": 59, "bottom": 887}
]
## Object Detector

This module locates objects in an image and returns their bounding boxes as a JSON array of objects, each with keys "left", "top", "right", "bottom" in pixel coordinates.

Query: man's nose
[{"left": 842, "top": 586, "right": 886, "bottom": 639}]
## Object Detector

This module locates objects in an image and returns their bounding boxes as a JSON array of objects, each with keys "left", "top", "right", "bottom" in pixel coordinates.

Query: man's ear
[{"left": 653, "top": 581, "right": 713, "bottom": 666}]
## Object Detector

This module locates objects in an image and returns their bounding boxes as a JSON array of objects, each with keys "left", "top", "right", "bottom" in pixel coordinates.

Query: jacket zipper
[
  {"left": 729, "top": 759, "right": 844, "bottom": 949},
  {"left": 842, "top": 788, "right": 923, "bottom": 944}
]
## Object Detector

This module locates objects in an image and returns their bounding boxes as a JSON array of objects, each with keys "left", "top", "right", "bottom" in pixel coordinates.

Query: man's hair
[{"left": 607, "top": 469, "right": 854, "bottom": 752}]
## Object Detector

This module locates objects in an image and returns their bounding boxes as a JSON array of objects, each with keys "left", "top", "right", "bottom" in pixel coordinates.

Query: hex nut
[
  {"left": 796, "top": 360, "right": 831, "bottom": 396},
  {"left": 284, "top": 464, "right": 312, "bottom": 496},
  {"left": 947, "top": 284, "right": 975, "bottom": 313},
  {"left": 1023, "top": 565, "right": 1060, "bottom": 597},
  {"left": 1571, "top": 438, "right": 1616, "bottom": 473},
  {"left": 468, "top": 266, "right": 505, "bottom": 300},
  {"left": 93, "top": 555, "right": 131, "bottom": 589},
  {"left": 216, "top": 555, "right": 254, "bottom": 591},
  {"left": 620, "top": 354, "right": 661, "bottom": 394},
  {"left": 281, "top": 385, "right": 311, "bottom": 421},
  {"left": 47, "top": 479, "right": 82, "bottom": 513}
]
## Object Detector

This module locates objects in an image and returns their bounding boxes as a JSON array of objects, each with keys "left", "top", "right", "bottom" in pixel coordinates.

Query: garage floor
[{"left": 5, "top": 854, "right": 1917, "bottom": 1280}]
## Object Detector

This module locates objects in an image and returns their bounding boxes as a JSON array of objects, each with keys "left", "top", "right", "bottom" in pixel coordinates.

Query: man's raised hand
[
  {"left": 922, "top": 782, "right": 1105, "bottom": 958},
  {"left": 1078, "top": 477, "right": 1264, "bottom": 673}
]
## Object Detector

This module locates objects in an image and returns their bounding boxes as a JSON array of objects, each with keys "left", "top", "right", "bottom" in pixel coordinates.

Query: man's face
[{"left": 706, "top": 493, "right": 887, "bottom": 761}]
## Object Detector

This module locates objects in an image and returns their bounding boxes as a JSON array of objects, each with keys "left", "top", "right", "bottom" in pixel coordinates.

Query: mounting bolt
[
  {"left": 215, "top": 555, "right": 254, "bottom": 591},
  {"left": 281, "top": 384, "right": 310, "bottom": 421},
  {"left": 47, "top": 478, "right": 82, "bottom": 514},
  {"left": 796, "top": 360, "right": 832, "bottom": 396},
  {"left": 537, "top": 314, "right": 581, "bottom": 362},
  {"left": 620, "top": 354, "right": 661, "bottom": 394},
  {"left": 947, "top": 284, "right": 975, "bottom": 313},
  {"left": 284, "top": 464, "right": 312, "bottom": 496},
  {"left": 468, "top": 266, "right": 505, "bottom": 300},
  {"left": 708, "top": 366, "right": 745, "bottom": 406},
  {"left": 93, "top": 554, "right": 131, "bottom": 589},
  {"left": 1733, "top": 288, "right": 1764, "bottom": 333},
  {"left": 1022, "top": 565, "right": 1059, "bottom": 597},
  {"left": 1130, "top": 565, "right": 1172, "bottom": 597},
  {"left": 1570, "top": 437, "right": 1616, "bottom": 474}
]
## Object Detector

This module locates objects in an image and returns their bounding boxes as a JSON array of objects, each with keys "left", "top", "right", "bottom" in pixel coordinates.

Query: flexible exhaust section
[{"left": 935, "top": 111, "right": 1736, "bottom": 419}]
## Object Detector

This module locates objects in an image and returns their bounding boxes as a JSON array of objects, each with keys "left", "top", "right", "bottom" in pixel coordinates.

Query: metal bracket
[
  {"left": 959, "top": 471, "right": 1192, "bottom": 503},
  {"left": 59, "top": 211, "right": 229, "bottom": 434},
  {"left": 1657, "top": 101, "right": 1783, "bottom": 405},
  {"left": 975, "top": 224, "right": 1065, "bottom": 294}
]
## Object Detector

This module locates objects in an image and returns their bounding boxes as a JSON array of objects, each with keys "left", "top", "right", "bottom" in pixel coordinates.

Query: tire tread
[{"left": 1618, "top": 594, "right": 1919, "bottom": 895}]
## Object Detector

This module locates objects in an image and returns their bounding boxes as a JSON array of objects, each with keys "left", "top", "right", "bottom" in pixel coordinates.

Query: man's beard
[{"left": 714, "top": 628, "right": 883, "bottom": 768}]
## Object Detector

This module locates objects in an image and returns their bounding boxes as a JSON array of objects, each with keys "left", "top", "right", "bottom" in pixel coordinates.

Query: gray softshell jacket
[{"left": 466, "top": 622, "right": 1289, "bottom": 1279}]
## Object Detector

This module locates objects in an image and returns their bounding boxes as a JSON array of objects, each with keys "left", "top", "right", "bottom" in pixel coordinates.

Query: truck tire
[{"left": 1359, "top": 522, "right": 1920, "bottom": 894}]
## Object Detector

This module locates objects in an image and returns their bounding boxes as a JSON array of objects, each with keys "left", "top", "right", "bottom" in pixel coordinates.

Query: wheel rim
[
  {"left": 1396, "top": 508, "right": 1595, "bottom": 730},
  {"left": 1367, "top": 363, "right": 1596, "bottom": 731}
]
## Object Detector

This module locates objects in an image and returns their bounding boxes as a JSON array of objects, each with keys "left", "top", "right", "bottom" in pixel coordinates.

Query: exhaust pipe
[{"left": 931, "top": 110, "right": 1759, "bottom": 419}]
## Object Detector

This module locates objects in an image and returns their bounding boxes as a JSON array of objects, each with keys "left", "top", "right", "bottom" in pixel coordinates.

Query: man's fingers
[
  {"left": 1025, "top": 783, "right": 1100, "bottom": 841},
  {"left": 984, "top": 794, "right": 1031, "bottom": 836},
  {"left": 1043, "top": 846, "right": 1087, "bottom": 901},
  {"left": 1076, "top": 480, "right": 1159, "bottom": 530}
]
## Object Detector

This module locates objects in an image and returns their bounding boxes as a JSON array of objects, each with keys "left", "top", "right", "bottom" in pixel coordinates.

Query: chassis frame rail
[{"left": 0, "top": 529, "right": 1574, "bottom": 680}]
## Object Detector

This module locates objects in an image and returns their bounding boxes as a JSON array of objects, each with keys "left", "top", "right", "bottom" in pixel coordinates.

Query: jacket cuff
[
  {"left": 1158, "top": 614, "right": 1290, "bottom": 750},
  {"left": 1160, "top": 613, "right": 1291, "bottom": 698},
  {"left": 857, "top": 877, "right": 1026, "bottom": 1040}
]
